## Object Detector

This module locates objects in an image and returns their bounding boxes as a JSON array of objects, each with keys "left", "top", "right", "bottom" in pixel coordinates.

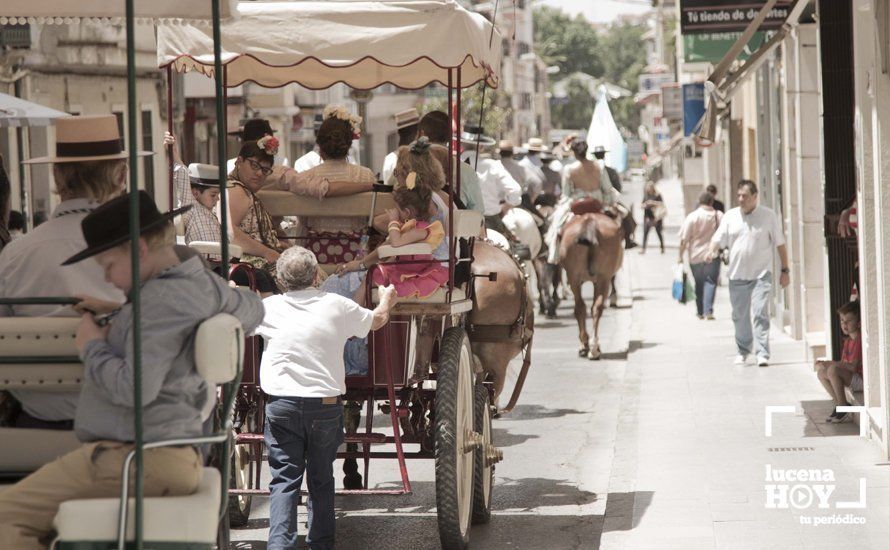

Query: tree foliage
[
  {"left": 534, "top": 6, "right": 603, "bottom": 77},
  {"left": 550, "top": 77, "right": 594, "bottom": 130},
  {"left": 535, "top": 7, "right": 648, "bottom": 133}
]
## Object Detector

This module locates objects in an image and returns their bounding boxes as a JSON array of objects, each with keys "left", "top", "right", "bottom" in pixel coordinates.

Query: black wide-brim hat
[{"left": 62, "top": 190, "right": 190, "bottom": 265}]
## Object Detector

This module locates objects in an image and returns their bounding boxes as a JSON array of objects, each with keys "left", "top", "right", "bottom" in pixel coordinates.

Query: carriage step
[
  {"left": 235, "top": 432, "right": 265, "bottom": 444},
  {"left": 344, "top": 432, "right": 388, "bottom": 444}
]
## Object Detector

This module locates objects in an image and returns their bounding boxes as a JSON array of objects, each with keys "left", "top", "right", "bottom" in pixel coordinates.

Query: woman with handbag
[
  {"left": 641, "top": 182, "right": 666, "bottom": 254},
  {"left": 678, "top": 191, "right": 723, "bottom": 319}
]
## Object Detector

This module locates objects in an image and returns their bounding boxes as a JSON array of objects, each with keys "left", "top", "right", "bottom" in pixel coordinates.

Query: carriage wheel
[
  {"left": 435, "top": 327, "right": 476, "bottom": 550},
  {"left": 471, "top": 384, "right": 495, "bottom": 524},
  {"left": 228, "top": 443, "right": 253, "bottom": 526}
]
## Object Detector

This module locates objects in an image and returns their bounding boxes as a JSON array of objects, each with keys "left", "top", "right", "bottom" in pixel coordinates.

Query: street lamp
[{"left": 349, "top": 88, "right": 373, "bottom": 165}]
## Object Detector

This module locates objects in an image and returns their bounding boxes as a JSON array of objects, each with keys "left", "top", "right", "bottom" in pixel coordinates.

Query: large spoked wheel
[
  {"left": 471, "top": 384, "right": 495, "bottom": 524},
  {"left": 435, "top": 327, "right": 476, "bottom": 550},
  {"left": 228, "top": 443, "right": 253, "bottom": 526}
]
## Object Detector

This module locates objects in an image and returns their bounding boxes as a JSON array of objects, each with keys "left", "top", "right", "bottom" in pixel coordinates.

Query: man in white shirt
[
  {"left": 460, "top": 126, "right": 521, "bottom": 238},
  {"left": 380, "top": 108, "right": 420, "bottom": 185},
  {"left": 256, "top": 246, "right": 396, "bottom": 550},
  {"left": 707, "top": 180, "right": 790, "bottom": 367},
  {"left": 0, "top": 115, "right": 128, "bottom": 428},
  {"left": 518, "top": 138, "right": 547, "bottom": 202}
]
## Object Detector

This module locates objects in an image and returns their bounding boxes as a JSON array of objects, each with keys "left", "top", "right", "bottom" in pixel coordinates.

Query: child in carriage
[
  {"left": 0, "top": 191, "right": 264, "bottom": 549},
  {"left": 323, "top": 138, "right": 450, "bottom": 375}
]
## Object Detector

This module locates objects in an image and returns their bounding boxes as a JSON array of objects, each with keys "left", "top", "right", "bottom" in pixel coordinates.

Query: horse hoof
[
  {"left": 578, "top": 347, "right": 589, "bottom": 357},
  {"left": 343, "top": 473, "right": 363, "bottom": 490},
  {"left": 587, "top": 350, "right": 602, "bottom": 361},
  {"left": 546, "top": 312, "right": 557, "bottom": 320}
]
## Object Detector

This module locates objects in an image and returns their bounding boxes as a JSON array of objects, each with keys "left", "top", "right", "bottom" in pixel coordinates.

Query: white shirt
[
  {"left": 381, "top": 150, "right": 398, "bottom": 185},
  {"left": 294, "top": 149, "right": 357, "bottom": 173},
  {"left": 256, "top": 289, "right": 375, "bottom": 397},
  {"left": 518, "top": 155, "right": 546, "bottom": 196},
  {"left": 0, "top": 198, "right": 125, "bottom": 421},
  {"left": 711, "top": 205, "right": 785, "bottom": 280},
  {"left": 477, "top": 158, "right": 522, "bottom": 216}
]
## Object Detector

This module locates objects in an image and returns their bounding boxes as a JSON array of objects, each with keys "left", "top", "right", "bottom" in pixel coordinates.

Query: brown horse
[
  {"left": 558, "top": 212, "right": 624, "bottom": 360},
  {"left": 467, "top": 240, "right": 534, "bottom": 411}
]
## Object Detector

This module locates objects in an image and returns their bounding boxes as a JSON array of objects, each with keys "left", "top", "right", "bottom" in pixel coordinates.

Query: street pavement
[{"left": 232, "top": 178, "right": 890, "bottom": 549}]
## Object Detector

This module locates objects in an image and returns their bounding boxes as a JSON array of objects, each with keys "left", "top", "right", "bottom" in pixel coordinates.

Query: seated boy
[
  {"left": 183, "top": 163, "right": 228, "bottom": 263},
  {"left": 0, "top": 191, "right": 264, "bottom": 549},
  {"left": 256, "top": 246, "right": 395, "bottom": 550},
  {"left": 816, "top": 301, "right": 862, "bottom": 423}
]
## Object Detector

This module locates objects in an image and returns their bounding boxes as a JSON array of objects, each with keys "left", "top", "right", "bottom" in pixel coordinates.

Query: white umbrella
[{"left": 0, "top": 93, "right": 68, "bottom": 128}]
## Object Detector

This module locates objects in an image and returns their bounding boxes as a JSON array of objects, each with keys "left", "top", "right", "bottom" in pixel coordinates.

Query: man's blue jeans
[
  {"left": 689, "top": 259, "right": 720, "bottom": 316},
  {"left": 265, "top": 396, "right": 344, "bottom": 550},
  {"left": 728, "top": 273, "right": 773, "bottom": 359}
]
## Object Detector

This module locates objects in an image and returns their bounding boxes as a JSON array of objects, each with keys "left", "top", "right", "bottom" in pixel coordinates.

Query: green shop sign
[{"left": 683, "top": 31, "right": 768, "bottom": 63}]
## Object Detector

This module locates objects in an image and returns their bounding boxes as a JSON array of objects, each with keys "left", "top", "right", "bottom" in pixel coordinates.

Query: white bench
[{"left": 0, "top": 313, "right": 244, "bottom": 548}]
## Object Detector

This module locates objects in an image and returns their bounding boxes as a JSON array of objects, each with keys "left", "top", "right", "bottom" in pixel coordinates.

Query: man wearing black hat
[
  {"left": 592, "top": 145, "right": 622, "bottom": 193},
  {"left": 0, "top": 191, "right": 264, "bottom": 549}
]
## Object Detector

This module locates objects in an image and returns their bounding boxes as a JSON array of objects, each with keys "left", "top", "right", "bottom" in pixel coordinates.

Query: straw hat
[
  {"left": 393, "top": 108, "right": 421, "bottom": 130},
  {"left": 524, "top": 137, "right": 548, "bottom": 152},
  {"left": 498, "top": 140, "right": 515, "bottom": 154},
  {"left": 188, "top": 163, "right": 233, "bottom": 188},
  {"left": 25, "top": 115, "right": 151, "bottom": 164}
]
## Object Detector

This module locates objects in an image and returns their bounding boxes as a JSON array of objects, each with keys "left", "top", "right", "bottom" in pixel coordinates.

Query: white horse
[{"left": 501, "top": 207, "right": 543, "bottom": 302}]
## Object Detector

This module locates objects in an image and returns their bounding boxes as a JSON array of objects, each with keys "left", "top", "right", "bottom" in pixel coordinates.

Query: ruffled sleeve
[
  {"left": 420, "top": 220, "right": 445, "bottom": 248},
  {"left": 272, "top": 166, "right": 330, "bottom": 199}
]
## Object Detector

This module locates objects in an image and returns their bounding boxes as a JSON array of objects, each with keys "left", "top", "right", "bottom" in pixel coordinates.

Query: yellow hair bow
[{"left": 406, "top": 171, "right": 417, "bottom": 190}]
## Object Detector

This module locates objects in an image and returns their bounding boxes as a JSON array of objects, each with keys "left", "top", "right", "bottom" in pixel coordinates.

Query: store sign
[
  {"left": 680, "top": 0, "right": 792, "bottom": 34},
  {"left": 639, "top": 73, "right": 675, "bottom": 95},
  {"left": 661, "top": 84, "right": 683, "bottom": 120},
  {"left": 683, "top": 82, "right": 706, "bottom": 136},
  {"left": 683, "top": 31, "right": 768, "bottom": 63}
]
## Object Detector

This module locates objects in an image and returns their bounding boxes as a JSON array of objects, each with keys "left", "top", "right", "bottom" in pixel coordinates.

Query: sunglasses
[{"left": 245, "top": 158, "right": 273, "bottom": 176}]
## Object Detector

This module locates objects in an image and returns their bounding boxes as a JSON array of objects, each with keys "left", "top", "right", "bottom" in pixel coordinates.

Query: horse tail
[{"left": 574, "top": 215, "right": 599, "bottom": 277}]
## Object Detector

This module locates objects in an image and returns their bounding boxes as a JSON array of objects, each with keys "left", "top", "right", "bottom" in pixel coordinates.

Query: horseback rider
[{"left": 545, "top": 140, "right": 636, "bottom": 264}]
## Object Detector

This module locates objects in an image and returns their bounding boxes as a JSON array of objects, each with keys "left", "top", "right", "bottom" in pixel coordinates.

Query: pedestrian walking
[
  {"left": 678, "top": 191, "right": 722, "bottom": 319},
  {"left": 641, "top": 182, "right": 665, "bottom": 254},
  {"left": 706, "top": 184, "right": 725, "bottom": 213},
  {"left": 707, "top": 180, "right": 790, "bottom": 366}
]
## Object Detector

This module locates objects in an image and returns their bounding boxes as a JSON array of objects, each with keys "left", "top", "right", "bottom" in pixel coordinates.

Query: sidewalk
[{"left": 601, "top": 180, "right": 890, "bottom": 549}]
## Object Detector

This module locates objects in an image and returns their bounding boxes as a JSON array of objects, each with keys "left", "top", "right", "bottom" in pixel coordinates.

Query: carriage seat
[
  {"left": 257, "top": 190, "right": 395, "bottom": 219},
  {"left": 53, "top": 467, "right": 221, "bottom": 547},
  {"left": 188, "top": 240, "right": 244, "bottom": 260},
  {"left": 52, "top": 313, "right": 243, "bottom": 548},
  {"left": 0, "top": 317, "right": 84, "bottom": 474}
]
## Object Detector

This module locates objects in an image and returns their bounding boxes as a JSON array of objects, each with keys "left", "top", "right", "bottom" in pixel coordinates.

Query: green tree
[
  {"left": 534, "top": 6, "right": 604, "bottom": 77},
  {"left": 550, "top": 77, "right": 594, "bottom": 130}
]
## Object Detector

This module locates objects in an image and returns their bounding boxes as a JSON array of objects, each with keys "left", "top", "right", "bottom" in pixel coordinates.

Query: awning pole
[
  {"left": 167, "top": 65, "right": 174, "bottom": 210},
  {"left": 708, "top": 0, "right": 779, "bottom": 86},
  {"left": 213, "top": 0, "right": 229, "bottom": 275},
  {"left": 124, "top": 0, "right": 144, "bottom": 548}
]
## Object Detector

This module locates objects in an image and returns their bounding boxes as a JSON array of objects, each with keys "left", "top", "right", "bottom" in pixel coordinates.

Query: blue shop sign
[{"left": 683, "top": 83, "right": 706, "bottom": 136}]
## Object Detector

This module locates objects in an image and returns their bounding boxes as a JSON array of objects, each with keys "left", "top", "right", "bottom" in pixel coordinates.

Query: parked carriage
[{"left": 156, "top": 1, "right": 524, "bottom": 548}]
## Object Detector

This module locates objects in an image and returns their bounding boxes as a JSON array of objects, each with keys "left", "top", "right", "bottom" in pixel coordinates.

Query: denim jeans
[
  {"left": 265, "top": 396, "right": 344, "bottom": 550},
  {"left": 689, "top": 259, "right": 721, "bottom": 316},
  {"left": 728, "top": 273, "right": 773, "bottom": 359}
]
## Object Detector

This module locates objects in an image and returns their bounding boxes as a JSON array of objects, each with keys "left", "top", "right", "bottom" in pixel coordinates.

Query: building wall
[{"left": 850, "top": 0, "right": 890, "bottom": 457}]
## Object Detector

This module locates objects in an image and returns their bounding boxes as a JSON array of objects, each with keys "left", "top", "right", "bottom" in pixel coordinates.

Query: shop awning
[
  {"left": 0, "top": 93, "right": 68, "bottom": 127},
  {"left": 1, "top": 0, "right": 236, "bottom": 24},
  {"left": 156, "top": 0, "right": 501, "bottom": 90},
  {"left": 695, "top": 0, "right": 811, "bottom": 144}
]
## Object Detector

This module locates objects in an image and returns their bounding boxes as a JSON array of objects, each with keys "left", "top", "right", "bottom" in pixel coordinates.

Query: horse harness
[{"left": 466, "top": 248, "right": 532, "bottom": 344}]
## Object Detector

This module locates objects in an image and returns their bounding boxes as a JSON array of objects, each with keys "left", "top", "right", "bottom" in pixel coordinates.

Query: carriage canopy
[{"left": 157, "top": 0, "right": 501, "bottom": 90}]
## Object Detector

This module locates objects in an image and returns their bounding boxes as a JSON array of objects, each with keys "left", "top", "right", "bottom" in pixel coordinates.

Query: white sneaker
[
  {"left": 734, "top": 355, "right": 748, "bottom": 365},
  {"left": 757, "top": 356, "right": 769, "bottom": 367}
]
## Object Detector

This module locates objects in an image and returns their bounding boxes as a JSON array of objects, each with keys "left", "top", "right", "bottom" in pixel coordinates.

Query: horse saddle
[{"left": 570, "top": 198, "right": 604, "bottom": 216}]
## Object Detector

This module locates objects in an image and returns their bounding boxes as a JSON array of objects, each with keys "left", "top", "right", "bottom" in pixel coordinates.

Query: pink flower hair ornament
[{"left": 257, "top": 135, "right": 279, "bottom": 156}]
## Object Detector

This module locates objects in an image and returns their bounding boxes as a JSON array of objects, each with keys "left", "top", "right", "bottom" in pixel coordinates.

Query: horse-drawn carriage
[
  {"left": 156, "top": 1, "right": 534, "bottom": 548},
  {"left": 0, "top": 1, "right": 533, "bottom": 549}
]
